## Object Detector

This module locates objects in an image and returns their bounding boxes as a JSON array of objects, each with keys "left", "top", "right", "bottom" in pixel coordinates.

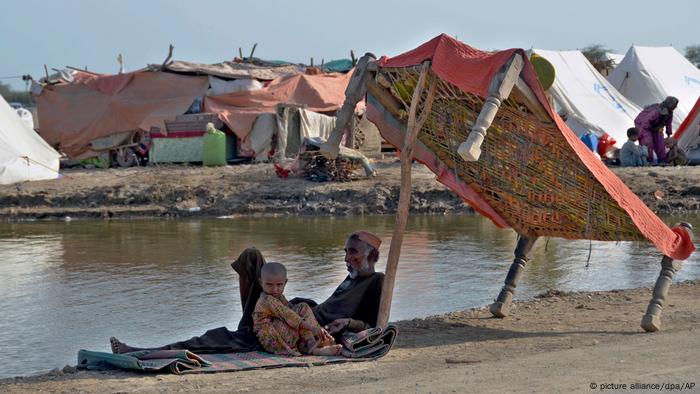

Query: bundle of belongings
[
  {"left": 299, "top": 137, "right": 375, "bottom": 182},
  {"left": 77, "top": 326, "right": 397, "bottom": 375}
]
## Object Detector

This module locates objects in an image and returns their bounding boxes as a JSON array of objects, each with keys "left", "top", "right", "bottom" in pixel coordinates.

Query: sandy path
[{"left": 3, "top": 281, "right": 698, "bottom": 393}]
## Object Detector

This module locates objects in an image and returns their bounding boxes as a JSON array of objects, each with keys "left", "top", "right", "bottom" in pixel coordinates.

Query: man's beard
[{"left": 348, "top": 258, "right": 371, "bottom": 279}]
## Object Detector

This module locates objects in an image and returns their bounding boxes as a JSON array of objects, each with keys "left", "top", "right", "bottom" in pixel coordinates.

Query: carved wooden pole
[
  {"left": 457, "top": 53, "right": 523, "bottom": 162},
  {"left": 320, "top": 54, "right": 376, "bottom": 159},
  {"left": 490, "top": 235, "right": 538, "bottom": 317},
  {"left": 641, "top": 222, "right": 692, "bottom": 332},
  {"left": 377, "top": 61, "right": 437, "bottom": 329}
]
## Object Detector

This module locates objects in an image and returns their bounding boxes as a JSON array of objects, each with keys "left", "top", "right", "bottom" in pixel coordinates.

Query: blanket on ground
[{"left": 78, "top": 325, "right": 397, "bottom": 374}]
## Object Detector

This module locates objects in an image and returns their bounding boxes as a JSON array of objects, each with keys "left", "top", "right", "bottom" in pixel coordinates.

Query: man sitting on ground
[{"left": 110, "top": 231, "right": 384, "bottom": 354}]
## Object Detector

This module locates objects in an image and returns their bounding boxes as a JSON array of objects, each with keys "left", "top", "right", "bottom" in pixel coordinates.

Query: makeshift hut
[
  {"left": 34, "top": 70, "right": 209, "bottom": 160},
  {"left": 532, "top": 49, "right": 641, "bottom": 148},
  {"left": 319, "top": 34, "right": 695, "bottom": 332},
  {"left": 0, "top": 94, "right": 61, "bottom": 184},
  {"left": 204, "top": 71, "right": 381, "bottom": 160},
  {"left": 607, "top": 45, "right": 700, "bottom": 128}
]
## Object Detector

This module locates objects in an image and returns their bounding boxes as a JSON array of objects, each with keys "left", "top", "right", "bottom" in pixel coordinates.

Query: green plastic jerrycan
[{"left": 203, "top": 125, "right": 227, "bottom": 166}]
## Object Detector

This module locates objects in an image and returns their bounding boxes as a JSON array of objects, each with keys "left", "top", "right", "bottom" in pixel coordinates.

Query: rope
[{"left": 21, "top": 156, "right": 62, "bottom": 174}]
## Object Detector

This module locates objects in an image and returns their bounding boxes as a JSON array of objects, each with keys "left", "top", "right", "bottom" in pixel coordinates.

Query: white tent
[
  {"left": 673, "top": 96, "right": 700, "bottom": 162},
  {"left": 0, "top": 95, "right": 61, "bottom": 184},
  {"left": 533, "top": 49, "right": 642, "bottom": 146},
  {"left": 607, "top": 45, "right": 700, "bottom": 130}
]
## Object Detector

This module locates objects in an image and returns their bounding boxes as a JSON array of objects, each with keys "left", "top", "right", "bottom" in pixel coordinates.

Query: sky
[{"left": 2, "top": 0, "right": 699, "bottom": 90}]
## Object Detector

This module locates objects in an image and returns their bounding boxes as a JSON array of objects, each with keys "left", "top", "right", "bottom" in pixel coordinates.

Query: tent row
[{"left": 530, "top": 45, "right": 700, "bottom": 159}]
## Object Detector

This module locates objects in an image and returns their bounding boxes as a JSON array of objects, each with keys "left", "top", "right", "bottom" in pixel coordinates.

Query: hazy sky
[{"left": 2, "top": 0, "right": 699, "bottom": 90}]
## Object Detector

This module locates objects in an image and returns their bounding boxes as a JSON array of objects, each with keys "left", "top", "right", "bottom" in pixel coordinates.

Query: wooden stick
[
  {"left": 159, "top": 44, "right": 174, "bottom": 71},
  {"left": 377, "top": 61, "right": 436, "bottom": 329},
  {"left": 65, "top": 66, "right": 100, "bottom": 76},
  {"left": 249, "top": 43, "right": 257, "bottom": 60},
  {"left": 238, "top": 47, "right": 243, "bottom": 59},
  {"left": 351, "top": 50, "right": 357, "bottom": 66},
  {"left": 44, "top": 64, "right": 49, "bottom": 81}
]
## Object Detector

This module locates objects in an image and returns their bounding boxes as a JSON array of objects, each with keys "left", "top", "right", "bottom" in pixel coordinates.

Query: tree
[
  {"left": 685, "top": 45, "right": 700, "bottom": 68},
  {"left": 0, "top": 82, "right": 35, "bottom": 106},
  {"left": 581, "top": 44, "right": 614, "bottom": 73}
]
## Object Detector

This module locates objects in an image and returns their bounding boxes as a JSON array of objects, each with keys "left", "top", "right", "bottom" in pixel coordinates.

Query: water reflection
[{"left": 0, "top": 214, "right": 697, "bottom": 378}]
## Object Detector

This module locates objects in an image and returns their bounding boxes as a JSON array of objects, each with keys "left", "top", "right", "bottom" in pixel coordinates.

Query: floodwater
[{"left": 0, "top": 214, "right": 698, "bottom": 378}]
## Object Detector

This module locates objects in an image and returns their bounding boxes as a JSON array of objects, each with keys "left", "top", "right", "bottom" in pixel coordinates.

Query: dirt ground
[
  {"left": 2, "top": 281, "right": 698, "bottom": 393},
  {"left": 0, "top": 159, "right": 698, "bottom": 220}
]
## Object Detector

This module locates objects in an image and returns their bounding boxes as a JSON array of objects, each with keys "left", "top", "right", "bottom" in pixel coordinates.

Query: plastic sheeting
[
  {"left": 299, "top": 109, "right": 336, "bottom": 141},
  {"left": 608, "top": 46, "right": 700, "bottom": 130},
  {"left": 208, "top": 77, "right": 263, "bottom": 96},
  {"left": 0, "top": 95, "right": 61, "bottom": 184},
  {"left": 36, "top": 71, "right": 209, "bottom": 158},
  {"left": 16, "top": 107, "right": 34, "bottom": 130},
  {"left": 204, "top": 71, "right": 354, "bottom": 139},
  {"left": 533, "top": 49, "right": 641, "bottom": 146}
]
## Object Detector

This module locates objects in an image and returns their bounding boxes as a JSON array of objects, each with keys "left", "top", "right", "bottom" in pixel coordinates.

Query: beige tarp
[
  {"left": 204, "top": 71, "right": 354, "bottom": 140},
  {"left": 162, "top": 60, "right": 301, "bottom": 81},
  {"left": 36, "top": 71, "right": 208, "bottom": 158}
]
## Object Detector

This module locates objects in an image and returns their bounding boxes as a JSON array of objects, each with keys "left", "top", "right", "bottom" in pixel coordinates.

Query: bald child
[{"left": 252, "top": 262, "right": 342, "bottom": 356}]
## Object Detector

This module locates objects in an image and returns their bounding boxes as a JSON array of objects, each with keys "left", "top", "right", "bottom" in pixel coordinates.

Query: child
[
  {"left": 664, "top": 137, "right": 688, "bottom": 166},
  {"left": 619, "top": 127, "right": 647, "bottom": 167},
  {"left": 253, "top": 262, "right": 342, "bottom": 356}
]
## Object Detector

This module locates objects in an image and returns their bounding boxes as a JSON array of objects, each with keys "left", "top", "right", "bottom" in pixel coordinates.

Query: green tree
[
  {"left": 0, "top": 82, "right": 35, "bottom": 106},
  {"left": 581, "top": 44, "right": 613, "bottom": 72},
  {"left": 685, "top": 45, "right": 700, "bottom": 68}
]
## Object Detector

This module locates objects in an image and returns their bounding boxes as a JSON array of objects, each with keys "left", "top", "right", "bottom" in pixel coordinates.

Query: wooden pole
[
  {"left": 159, "top": 44, "right": 174, "bottom": 71},
  {"left": 641, "top": 255, "right": 680, "bottom": 332},
  {"left": 457, "top": 53, "right": 523, "bottom": 162},
  {"left": 249, "top": 43, "right": 257, "bottom": 60},
  {"left": 376, "top": 61, "right": 436, "bottom": 329},
  {"left": 319, "top": 54, "right": 376, "bottom": 159},
  {"left": 65, "top": 66, "right": 100, "bottom": 76},
  {"left": 489, "top": 235, "right": 538, "bottom": 317}
]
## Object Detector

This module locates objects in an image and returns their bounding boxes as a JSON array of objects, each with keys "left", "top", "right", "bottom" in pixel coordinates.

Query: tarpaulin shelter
[
  {"left": 607, "top": 46, "right": 700, "bottom": 129},
  {"left": 35, "top": 70, "right": 209, "bottom": 158},
  {"left": 673, "top": 96, "right": 700, "bottom": 161},
  {"left": 533, "top": 49, "right": 641, "bottom": 146},
  {"left": 0, "top": 94, "right": 61, "bottom": 184},
  {"left": 319, "top": 34, "right": 695, "bottom": 331},
  {"left": 323, "top": 59, "right": 354, "bottom": 73},
  {"left": 204, "top": 71, "right": 355, "bottom": 140}
]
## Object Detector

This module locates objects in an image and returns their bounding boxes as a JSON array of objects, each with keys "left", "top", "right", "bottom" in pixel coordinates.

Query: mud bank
[
  {"left": 0, "top": 160, "right": 697, "bottom": 220},
  {"left": 2, "top": 281, "right": 699, "bottom": 393}
]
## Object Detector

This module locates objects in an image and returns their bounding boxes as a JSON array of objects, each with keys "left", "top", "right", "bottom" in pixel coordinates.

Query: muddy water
[{"left": 0, "top": 214, "right": 698, "bottom": 378}]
